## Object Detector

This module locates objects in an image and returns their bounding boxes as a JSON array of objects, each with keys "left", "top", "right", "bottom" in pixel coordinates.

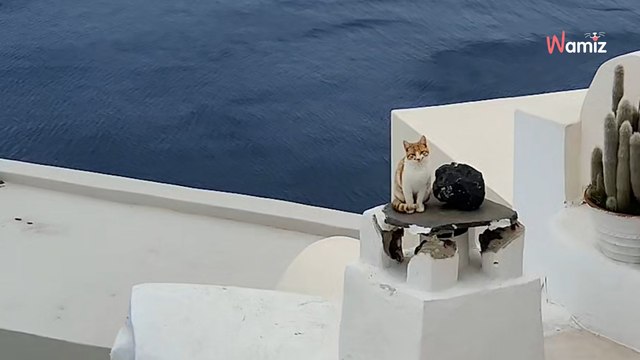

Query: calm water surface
[{"left": 1, "top": 0, "right": 639, "bottom": 212}]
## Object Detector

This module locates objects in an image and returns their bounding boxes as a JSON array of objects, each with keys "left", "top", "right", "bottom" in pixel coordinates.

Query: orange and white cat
[{"left": 392, "top": 135, "right": 432, "bottom": 213}]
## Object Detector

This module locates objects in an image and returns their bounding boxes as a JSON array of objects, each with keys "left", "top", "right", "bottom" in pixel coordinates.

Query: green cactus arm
[
  {"left": 591, "top": 147, "right": 603, "bottom": 187},
  {"left": 597, "top": 172, "right": 605, "bottom": 195},
  {"left": 630, "top": 133, "right": 640, "bottom": 202},
  {"left": 617, "top": 99, "right": 634, "bottom": 130},
  {"left": 613, "top": 64, "right": 624, "bottom": 115},
  {"left": 604, "top": 113, "right": 618, "bottom": 198},
  {"left": 616, "top": 121, "right": 633, "bottom": 212}
]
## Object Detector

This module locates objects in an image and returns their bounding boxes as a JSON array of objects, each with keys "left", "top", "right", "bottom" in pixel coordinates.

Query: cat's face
[{"left": 403, "top": 135, "right": 430, "bottom": 162}]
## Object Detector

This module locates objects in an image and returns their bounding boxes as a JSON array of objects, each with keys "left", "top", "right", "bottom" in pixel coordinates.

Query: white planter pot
[{"left": 585, "top": 196, "right": 640, "bottom": 263}]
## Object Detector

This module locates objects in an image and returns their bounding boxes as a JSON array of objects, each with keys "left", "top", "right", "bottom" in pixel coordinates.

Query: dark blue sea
[{"left": 0, "top": 0, "right": 638, "bottom": 213}]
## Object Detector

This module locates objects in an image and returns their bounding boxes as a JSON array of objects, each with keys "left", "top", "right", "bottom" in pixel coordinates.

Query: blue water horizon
[{"left": 1, "top": 0, "right": 639, "bottom": 213}]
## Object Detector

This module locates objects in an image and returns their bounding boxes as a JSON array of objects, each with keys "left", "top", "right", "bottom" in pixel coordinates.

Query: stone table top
[{"left": 382, "top": 198, "right": 518, "bottom": 233}]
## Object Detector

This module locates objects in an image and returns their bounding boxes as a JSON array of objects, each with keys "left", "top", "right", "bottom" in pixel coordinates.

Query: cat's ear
[
  {"left": 419, "top": 135, "right": 427, "bottom": 145},
  {"left": 403, "top": 140, "right": 410, "bottom": 150}
]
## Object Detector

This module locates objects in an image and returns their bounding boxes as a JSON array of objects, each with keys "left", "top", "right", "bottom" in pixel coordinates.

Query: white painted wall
[
  {"left": 276, "top": 236, "right": 359, "bottom": 307},
  {"left": 391, "top": 109, "right": 509, "bottom": 206},
  {"left": 391, "top": 90, "right": 586, "bottom": 206},
  {"left": 513, "top": 110, "right": 571, "bottom": 278}
]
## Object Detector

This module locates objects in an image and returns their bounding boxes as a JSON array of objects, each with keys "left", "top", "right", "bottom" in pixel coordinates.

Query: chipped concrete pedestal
[{"left": 338, "top": 205, "right": 544, "bottom": 360}]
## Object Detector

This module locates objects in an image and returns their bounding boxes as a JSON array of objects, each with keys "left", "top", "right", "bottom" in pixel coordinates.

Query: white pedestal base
[
  {"left": 341, "top": 206, "right": 544, "bottom": 360},
  {"left": 339, "top": 262, "right": 545, "bottom": 360}
]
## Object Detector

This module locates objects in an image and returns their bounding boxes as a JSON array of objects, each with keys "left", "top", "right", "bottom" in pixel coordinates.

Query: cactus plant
[
  {"left": 616, "top": 121, "right": 632, "bottom": 212},
  {"left": 606, "top": 196, "right": 617, "bottom": 212},
  {"left": 588, "top": 148, "right": 606, "bottom": 206},
  {"left": 613, "top": 64, "right": 624, "bottom": 115},
  {"left": 588, "top": 64, "right": 640, "bottom": 215},
  {"left": 617, "top": 99, "right": 634, "bottom": 129},
  {"left": 631, "top": 133, "right": 640, "bottom": 202},
  {"left": 591, "top": 147, "right": 603, "bottom": 187},
  {"left": 597, "top": 173, "right": 605, "bottom": 198},
  {"left": 603, "top": 113, "right": 618, "bottom": 198}
]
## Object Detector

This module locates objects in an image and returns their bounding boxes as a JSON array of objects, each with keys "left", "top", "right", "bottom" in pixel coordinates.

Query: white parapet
[{"left": 339, "top": 207, "right": 544, "bottom": 360}]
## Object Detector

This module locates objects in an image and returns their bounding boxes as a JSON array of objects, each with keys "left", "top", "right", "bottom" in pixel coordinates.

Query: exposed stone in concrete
[
  {"left": 372, "top": 214, "right": 404, "bottom": 263},
  {"left": 479, "top": 222, "right": 524, "bottom": 253},
  {"left": 415, "top": 236, "right": 457, "bottom": 259}
]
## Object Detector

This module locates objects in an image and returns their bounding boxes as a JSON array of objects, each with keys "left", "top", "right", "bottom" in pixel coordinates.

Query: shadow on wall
[{"left": 0, "top": 329, "right": 110, "bottom": 360}]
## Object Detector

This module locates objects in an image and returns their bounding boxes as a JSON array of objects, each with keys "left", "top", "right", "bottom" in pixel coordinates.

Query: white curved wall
[{"left": 276, "top": 236, "right": 359, "bottom": 306}]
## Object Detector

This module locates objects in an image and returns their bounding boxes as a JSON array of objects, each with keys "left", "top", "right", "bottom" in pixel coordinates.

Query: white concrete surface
[
  {"left": 546, "top": 330, "right": 640, "bottom": 360},
  {"left": 0, "top": 179, "right": 324, "bottom": 348},
  {"left": 0, "top": 329, "right": 110, "bottom": 360},
  {"left": 392, "top": 89, "right": 586, "bottom": 206},
  {"left": 110, "top": 284, "right": 338, "bottom": 360},
  {"left": 549, "top": 205, "right": 640, "bottom": 352}
]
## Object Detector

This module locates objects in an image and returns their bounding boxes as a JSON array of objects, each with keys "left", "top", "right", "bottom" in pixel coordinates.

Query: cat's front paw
[
  {"left": 405, "top": 206, "right": 415, "bottom": 214},
  {"left": 416, "top": 204, "right": 425, "bottom": 213}
]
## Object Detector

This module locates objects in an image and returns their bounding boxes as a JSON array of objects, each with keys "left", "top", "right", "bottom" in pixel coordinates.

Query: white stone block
[
  {"left": 407, "top": 251, "right": 459, "bottom": 292},
  {"left": 481, "top": 225, "right": 525, "bottom": 280},
  {"left": 339, "top": 262, "right": 544, "bottom": 360},
  {"left": 456, "top": 231, "right": 471, "bottom": 272},
  {"left": 359, "top": 206, "right": 397, "bottom": 268}
]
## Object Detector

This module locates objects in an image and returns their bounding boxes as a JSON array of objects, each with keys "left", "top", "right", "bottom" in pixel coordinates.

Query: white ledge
[{"left": 0, "top": 159, "right": 360, "bottom": 237}]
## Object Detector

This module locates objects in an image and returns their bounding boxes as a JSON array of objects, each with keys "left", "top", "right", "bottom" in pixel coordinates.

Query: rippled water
[{"left": 1, "top": 0, "right": 639, "bottom": 212}]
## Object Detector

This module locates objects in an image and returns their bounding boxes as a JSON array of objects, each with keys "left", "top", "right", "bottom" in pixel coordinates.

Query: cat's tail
[{"left": 392, "top": 198, "right": 416, "bottom": 213}]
